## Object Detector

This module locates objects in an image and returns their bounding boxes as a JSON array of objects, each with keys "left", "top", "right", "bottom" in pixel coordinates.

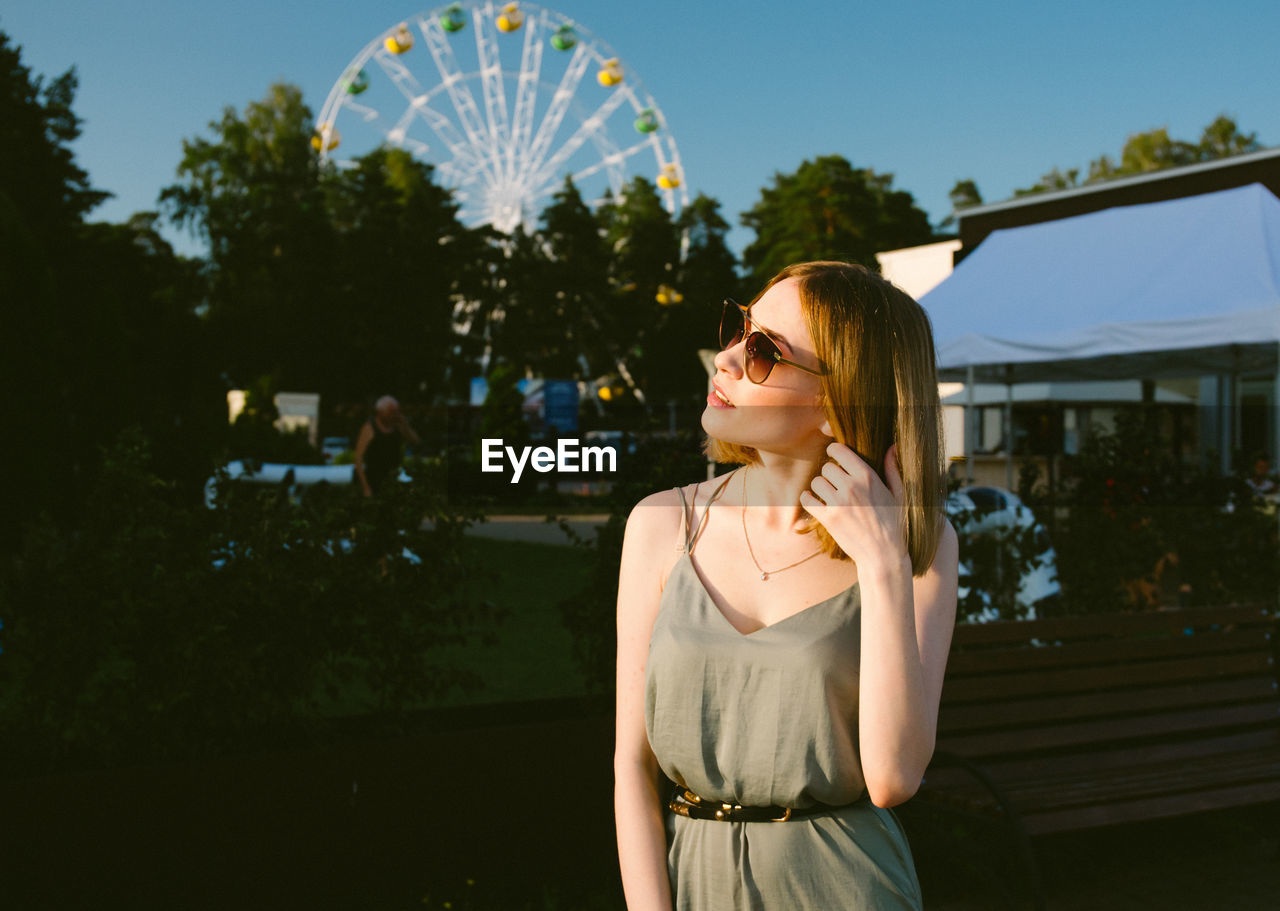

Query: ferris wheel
[{"left": 314, "top": 2, "right": 688, "bottom": 233}]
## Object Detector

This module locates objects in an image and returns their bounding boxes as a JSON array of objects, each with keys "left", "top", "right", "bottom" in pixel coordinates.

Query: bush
[
  {"left": 0, "top": 431, "right": 491, "bottom": 776},
  {"left": 1044, "top": 411, "right": 1277, "bottom": 613}
]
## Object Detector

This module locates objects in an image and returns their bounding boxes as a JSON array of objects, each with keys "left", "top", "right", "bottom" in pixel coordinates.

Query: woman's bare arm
[
  {"left": 615, "top": 489, "right": 682, "bottom": 910},
  {"left": 801, "top": 443, "right": 958, "bottom": 806},
  {"left": 854, "top": 520, "right": 957, "bottom": 806}
]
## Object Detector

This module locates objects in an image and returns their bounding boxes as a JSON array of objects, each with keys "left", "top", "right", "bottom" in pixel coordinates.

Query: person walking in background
[{"left": 354, "top": 395, "right": 419, "bottom": 497}]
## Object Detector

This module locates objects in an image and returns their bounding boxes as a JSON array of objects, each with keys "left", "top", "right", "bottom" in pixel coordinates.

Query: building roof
[
  {"left": 922, "top": 183, "right": 1280, "bottom": 383},
  {"left": 955, "top": 146, "right": 1280, "bottom": 256}
]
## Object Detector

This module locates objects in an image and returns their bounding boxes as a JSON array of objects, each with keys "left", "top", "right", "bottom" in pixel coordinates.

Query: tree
[
  {"left": 597, "top": 176, "right": 683, "bottom": 407},
  {"left": 1, "top": 32, "right": 213, "bottom": 547},
  {"left": 643, "top": 193, "right": 742, "bottom": 401},
  {"left": 0, "top": 32, "right": 109, "bottom": 240},
  {"left": 1015, "top": 115, "right": 1267, "bottom": 198},
  {"left": 1117, "top": 127, "right": 1199, "bottom": 174},
  {"left": 1014, "top": 165, "right": 1081, "bottom": 197},
  {"left": 1197, "top": 114, "right": 1261, "bottom": 160},
  {"left": 161, "top": 83, "right": 337, "bottom": 393},
  {"left": 939, "top": 179, "right": 983, "bottom": 229},
  {"left": 322, "top": 146, "right": 475, "bottom": 400},
  {"left": 516, "top": 176, "right": 614, "bottom": 379},
  {"left": 677, "top": 192, "right": 742, "bottom": 308},
  {"left": 740, "top": 155, "right": 935, "bottom": 288}
]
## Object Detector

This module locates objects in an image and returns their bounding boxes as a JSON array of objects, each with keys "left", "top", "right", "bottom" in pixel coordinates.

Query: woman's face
[{"left": 702, "top": 278, "right": 828, "bottom": 458}]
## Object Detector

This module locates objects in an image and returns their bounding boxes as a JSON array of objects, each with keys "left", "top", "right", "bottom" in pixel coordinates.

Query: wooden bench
[{"left": 913, "top": 603, "right": 1280, "bottom": 909}]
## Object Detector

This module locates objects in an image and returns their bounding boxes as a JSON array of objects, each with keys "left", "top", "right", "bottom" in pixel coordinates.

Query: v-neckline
[{"left": 677, "top": 552, "right": 859, "bottom": 638}]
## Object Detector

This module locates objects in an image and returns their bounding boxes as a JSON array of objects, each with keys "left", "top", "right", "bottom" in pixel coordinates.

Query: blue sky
[{"left": 5, "top": 0, "right": 1278, "bottom": 258}]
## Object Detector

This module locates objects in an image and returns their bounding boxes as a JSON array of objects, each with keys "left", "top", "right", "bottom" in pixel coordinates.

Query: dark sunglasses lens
[
  {"left": 720, "top": 302, "right": 744, "bottom": 349},
  {"left": 744, "top": 332, "right": 776, "bottom": 383}
]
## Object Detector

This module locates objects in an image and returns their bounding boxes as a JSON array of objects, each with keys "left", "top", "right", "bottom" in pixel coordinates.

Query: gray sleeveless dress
[{"left": 644, "top": 478, "right": 923, "bottom": 910}]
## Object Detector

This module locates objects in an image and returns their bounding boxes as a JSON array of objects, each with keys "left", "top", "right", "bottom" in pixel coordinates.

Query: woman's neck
[{"left": 741, "top": 451, "right": 826, "bottom": 532}]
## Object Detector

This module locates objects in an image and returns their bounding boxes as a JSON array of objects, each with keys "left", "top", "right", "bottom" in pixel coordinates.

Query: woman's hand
[{"left": 799, "top": 436, "right": 909, "bottom": 573}]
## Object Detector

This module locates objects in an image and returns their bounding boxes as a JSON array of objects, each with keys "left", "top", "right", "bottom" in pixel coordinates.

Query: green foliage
[
  {"left": 321, "top": 146, "right": 474, "bottom": 397},
  {"left": 161, "top": 84, "right": 484, "bottom": 405},
  {"left": 477, "top": 362, "right": 530, "bottom": 447},
  {"left": 1015, "top": 115, "right": 1263, "bottom": 197},
  {"left": 741, "top": 155, "right": 936, "bottom": 288},
  {"left": 0, "top": 31, "right": 109, "bottom": 238},
  {"left": 0, "top": 432, "right": 490, "bottom": 775},
  {"left": 939, "top": 179, "right": 983, "bottom": 228},
  {"left": 648, "top": 193, "right": 742, "bottom": 401},
  {"left": 1, "top": 34, "right": 217, "bottom": 550},
  {"left": 483, "top": 179, "right": 610, "bottom": 380},
  {"left": 597, "top": 176, "right": 683, "bottom": 405},
  {"left": 1013, "top": 165, "right": 1081, "bottom": 197},
  {"left": 1047, "top": 411, "right": 1277, "bottom": 613}
]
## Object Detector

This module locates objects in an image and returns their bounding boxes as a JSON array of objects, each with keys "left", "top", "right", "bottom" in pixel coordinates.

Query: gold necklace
[{"left": 740, "top": 470, "right": 825, "bottom": 581}]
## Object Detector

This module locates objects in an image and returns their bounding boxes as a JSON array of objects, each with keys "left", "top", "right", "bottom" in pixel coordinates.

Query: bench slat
[
  {"left": 937, "top": 677, "right": 1279, "bottom": 733},
  {"left": 1022, "top": 780, "right": 1280, "bottom": 834},
  {"left": 950, "top": 604, "right": 1273, "bottom": 647},
  {"left": 1008, "top": 745, "right": 1280, "bottom": 801},
  {"left": 945, "top": 628, "right": 1272, "bottom": 676},
  {"left": 920, "top": 744, "right": 1280, "bottom": 816},
  {"left": 942, "top": 651, "right": 1276, "bottom": 703},
  {"left": 938, "top": 702, "right": 1280, "bottom": 759},
  {"left": 936, "top": 729, "right": 1280, "bottom": 787}
]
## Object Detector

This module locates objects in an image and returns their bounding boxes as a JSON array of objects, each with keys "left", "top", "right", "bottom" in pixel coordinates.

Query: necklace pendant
[{"left": 760, "top": 572, "right": 768, "bottom": 581}]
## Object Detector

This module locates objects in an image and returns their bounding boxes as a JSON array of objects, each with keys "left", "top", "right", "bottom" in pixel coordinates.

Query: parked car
[
  {"left": 203, "top": 459, "right": 409, "bottom": 508},
  {"left": 947, "top": 485, "right": 1061, "bottom": 621}
]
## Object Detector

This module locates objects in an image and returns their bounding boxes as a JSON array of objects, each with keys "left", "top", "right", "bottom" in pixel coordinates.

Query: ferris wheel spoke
[
  {"left": 371, "top": 47, "right": 425, "bottom": 99},
  {"left": 387, "top": 104, "right": 428, "bottom": 153},
  {"left": 472, "top": 6, "right": 512, "bottom": 162},
  {"left": 341, "top": 96, "right": 381, "bottom": 123},
  {"left": 509, "top": 12, "right": 547, "bottom": 182},
  {"left": 446, "top": 157, "right": 492, "bottom": 186},
  {"left": 421, "top": 17, "right": 503, "bottom": 183},
  {"left": 522, "top": 42, "right": 592, "bottom": 179},
  {"left": 400, "top": 135, "right": 433, "bottom": 157},
  {"left": 524, "top": 86, "right": 631, "bottom": 190},
  {"left": 529, "top": 134, "right": 648, "bottom": 201},
  {"left": 406, "top": 96, "right": 483, "bottom": 173}
]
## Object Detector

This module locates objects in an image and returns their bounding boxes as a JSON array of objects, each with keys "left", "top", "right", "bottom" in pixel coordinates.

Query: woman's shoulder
[{"left": 624, "top": 475, "right": 726, "bottom": 543}]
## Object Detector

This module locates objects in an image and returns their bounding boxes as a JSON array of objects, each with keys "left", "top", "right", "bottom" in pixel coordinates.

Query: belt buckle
[
  {"left": 671, "top": 788, "right": 795, "bottom": 822},
  {"left": 712, "top": 800, "right": 740, "bottom": 821}
]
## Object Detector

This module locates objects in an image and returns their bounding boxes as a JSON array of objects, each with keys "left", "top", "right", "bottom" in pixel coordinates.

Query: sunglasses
[{"left": 719, "top": 299, "right": 826, "bottom": 384}]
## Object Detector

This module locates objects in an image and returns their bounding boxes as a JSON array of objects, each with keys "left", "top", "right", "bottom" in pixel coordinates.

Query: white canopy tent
[{"left": 920, "top": 183, "right": 1280, "bottom": 479}]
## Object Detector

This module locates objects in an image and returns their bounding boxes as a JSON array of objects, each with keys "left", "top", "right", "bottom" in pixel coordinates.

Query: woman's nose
[{"left": 713, "top": 342, "right": 743, "bottom": 378}]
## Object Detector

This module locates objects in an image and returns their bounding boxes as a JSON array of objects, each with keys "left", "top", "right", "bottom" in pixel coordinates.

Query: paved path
[{"left": 463, "top": 514, "right": 610, "bottom": 546}]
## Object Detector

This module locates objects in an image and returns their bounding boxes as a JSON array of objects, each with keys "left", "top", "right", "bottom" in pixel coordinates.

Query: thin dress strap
[
  {"left": 676, "top": 471, "right": 736, "bottom": 555},
  {"left": 673, "top": 485, "right": 693, "bottom": 553}
]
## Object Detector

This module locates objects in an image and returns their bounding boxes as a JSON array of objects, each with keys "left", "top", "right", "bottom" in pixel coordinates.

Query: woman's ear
[{"left": 819, "top": 419, "right": 834, "bottom": 438}]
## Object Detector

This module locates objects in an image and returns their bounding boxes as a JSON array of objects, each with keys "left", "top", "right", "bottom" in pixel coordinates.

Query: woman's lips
[{"left": 707, "top": 383, "right": 734, "bottom": 408}]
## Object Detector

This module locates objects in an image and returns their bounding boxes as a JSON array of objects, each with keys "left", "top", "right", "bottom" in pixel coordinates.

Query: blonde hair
[{"left": 705, "top": 261, "right": 946, "bottom": 575}]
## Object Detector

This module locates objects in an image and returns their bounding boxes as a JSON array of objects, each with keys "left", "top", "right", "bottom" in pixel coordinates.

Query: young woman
[{"left": 614, "top": 261, "right": 958, "bottom": 909}]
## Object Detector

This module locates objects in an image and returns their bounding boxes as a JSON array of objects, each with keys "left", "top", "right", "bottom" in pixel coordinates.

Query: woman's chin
[
  {"left": 700, "top": 402, "right": 736, "bottom": 438},
  {"left": 701, "top": 406, "right": 764, "bottom": 451}
]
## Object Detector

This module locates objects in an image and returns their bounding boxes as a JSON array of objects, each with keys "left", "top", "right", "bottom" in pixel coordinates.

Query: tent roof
[{"left": 921, "top": 183, "right": 1280, "bottom": 382}]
